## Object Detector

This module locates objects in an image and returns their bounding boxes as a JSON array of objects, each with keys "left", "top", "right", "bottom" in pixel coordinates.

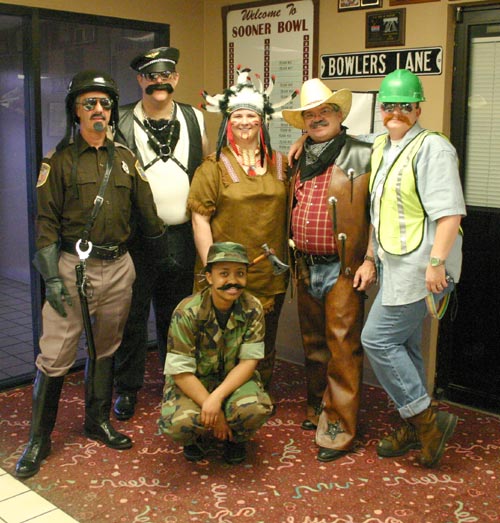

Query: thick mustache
[
  {"left": 145, "top": 83, "right": 174, "bottom": 95},
  {"left": 310, "top": 120, "right": 329, "bottom": 129},
  {"left": 383, "top": 114, "right": 412, "bottom": 126},
  {"left": 217, "top": 283, "right": 245, "bottom": 291}
]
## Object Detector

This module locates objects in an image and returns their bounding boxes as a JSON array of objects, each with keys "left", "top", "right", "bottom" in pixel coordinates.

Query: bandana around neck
[{"left": 299, "top": 127, "right": 347, "bottom": 182}]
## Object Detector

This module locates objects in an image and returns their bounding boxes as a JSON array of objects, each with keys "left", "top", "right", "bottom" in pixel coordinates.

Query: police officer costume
[{"left": 15, "top": 71, "right": 164, "bottom": 479}]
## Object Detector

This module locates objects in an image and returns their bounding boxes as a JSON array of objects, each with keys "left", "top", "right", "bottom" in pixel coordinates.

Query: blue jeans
[
  {"left": 308, "top": 262, "right": 340, "bottom": 300},
  {"left": 361, "top": 290, "right": 430, "bottom": 419},
  {"left": 361, "top": 274, "right": 455, "bottom": 419}
]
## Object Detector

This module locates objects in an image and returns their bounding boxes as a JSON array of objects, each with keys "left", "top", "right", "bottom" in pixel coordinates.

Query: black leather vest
[{"left": 116, "top": 101, "right": 203, "bottom": 180}]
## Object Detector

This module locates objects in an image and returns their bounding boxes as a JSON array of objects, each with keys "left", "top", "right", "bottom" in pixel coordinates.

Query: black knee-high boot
[
  {"left": 84, "top": 357, "right": 132, "bottom": 449},
  {"left": 15, "top": 370, "right": 64, "bottom": 478}
]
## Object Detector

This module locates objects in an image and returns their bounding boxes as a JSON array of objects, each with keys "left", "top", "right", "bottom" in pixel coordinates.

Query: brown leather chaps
[{"left": 298, "top": 275, "right": 364, "bottom": 451}]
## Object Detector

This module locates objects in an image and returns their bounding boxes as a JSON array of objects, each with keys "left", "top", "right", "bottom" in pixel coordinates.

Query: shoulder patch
[
  {"left": 135, "top": 160, "right": 148, "bottom": 182},
  {"left": 36, "top": 163, "right": 51, "bottom": 187}
]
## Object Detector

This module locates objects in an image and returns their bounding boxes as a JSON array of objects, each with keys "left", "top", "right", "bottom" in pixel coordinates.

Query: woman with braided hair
[{"left": 188, "top": 68, "right": 297, "bottom": 393}]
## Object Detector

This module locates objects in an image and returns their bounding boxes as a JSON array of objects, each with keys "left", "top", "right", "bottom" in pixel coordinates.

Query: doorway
[{"left": 438, "top": 4, "right": 500, "bottom": 413}]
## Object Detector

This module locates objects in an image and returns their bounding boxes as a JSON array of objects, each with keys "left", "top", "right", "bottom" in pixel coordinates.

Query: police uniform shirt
[{"left": 36, "top": 133, "right": 164, "bottom": 250}]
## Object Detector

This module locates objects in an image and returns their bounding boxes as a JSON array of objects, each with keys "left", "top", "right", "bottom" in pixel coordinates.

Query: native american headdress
[{"left": 200, "top": 67, "right": 298, "bottom": 161}]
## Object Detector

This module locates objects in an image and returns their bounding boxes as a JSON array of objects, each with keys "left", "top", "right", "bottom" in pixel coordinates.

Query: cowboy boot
[
  {"left": 15, "top": 370, "right": 64, "bottom": 478},
  {"left": 315, "top": 276, "right": 364, "bottom": 461},
  {"left": 84, "top": 357, "right": 132, "bottom": 449},
  {"left": 409, "top": 405, "right": 458, "bottom": 468}
]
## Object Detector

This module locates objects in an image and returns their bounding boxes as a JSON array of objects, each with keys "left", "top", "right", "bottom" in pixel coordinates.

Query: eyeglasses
[
  {"left": 76, "top": 97, "right": 113, "bottom": 111},
  {"left": 303, "top": 105, "right": 340, "bottom": 121},
  {"left": 380, "top": 102, "right": 415, "bottom": 114},
  {"left": 141, "top": 71, "right": 174, "bottom": 82}
]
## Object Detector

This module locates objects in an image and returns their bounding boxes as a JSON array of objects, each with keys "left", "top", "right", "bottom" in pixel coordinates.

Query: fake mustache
[
  {"left": 145, "top": 83, "right": 175, "bottom": 95},
  {"left": 217, "top": 283, "right": 245, "bottom": 291},
  {"left": 310, "top": 120, "right": 329, "bottom": 129},
  {"left": 383, "top": 114, "right": 412, "bottom": 126}
]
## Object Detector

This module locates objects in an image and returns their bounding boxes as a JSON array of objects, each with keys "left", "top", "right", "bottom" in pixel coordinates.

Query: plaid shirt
[{"left": 292, "top": 166, "right": 337, "bottom": 255}]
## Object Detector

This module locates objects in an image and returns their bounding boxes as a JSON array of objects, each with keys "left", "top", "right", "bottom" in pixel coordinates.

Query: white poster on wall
[{"left": 223, "top": 0, "right": 318, "bottom": 153}]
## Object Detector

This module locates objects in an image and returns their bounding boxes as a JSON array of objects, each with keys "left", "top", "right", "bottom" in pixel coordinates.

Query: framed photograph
[
  {"left": 366, "top": 8, "right": 406, "bottom": 48},
  {"left": 390, "top": 0, "right": 438, "bottom": 4},
  {"left": 339, "top": 0, "right": 382, "bottom": 12}
]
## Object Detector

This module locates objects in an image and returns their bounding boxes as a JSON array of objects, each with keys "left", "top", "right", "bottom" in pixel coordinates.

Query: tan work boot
[
  {"left": 377, "top": 422, "right": 421, "bottom": 457},
  {"left": 409, "top": 407, "right": 458, "bottom": 468}
]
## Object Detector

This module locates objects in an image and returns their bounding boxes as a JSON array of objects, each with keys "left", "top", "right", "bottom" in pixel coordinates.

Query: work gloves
[{"left": 33, "top": 243, "right": 72, "bottom": 317}]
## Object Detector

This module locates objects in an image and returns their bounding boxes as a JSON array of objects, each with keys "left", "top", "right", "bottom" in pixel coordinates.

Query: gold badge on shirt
[
  {"left": 135, "top": 160, "right": 148, "bottom": 182},
  {"left": 36, "top": 163, "right": 51, "bottom": 187},
  {"left": 121, "top": 161, "right": 130, "bottom": 174}
]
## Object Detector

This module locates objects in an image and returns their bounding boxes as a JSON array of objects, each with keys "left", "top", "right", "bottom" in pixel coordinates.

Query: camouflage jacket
[{"left": 164, "top": 287, "right": 265, "bottom": 392}]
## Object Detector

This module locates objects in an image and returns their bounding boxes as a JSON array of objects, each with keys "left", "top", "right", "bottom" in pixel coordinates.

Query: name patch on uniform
[
  {"left": 36, "top": 163, "right": 51, "bottom": 187},
  {"left": 135, "top": 160, "right": 148, "bottom": 182},
  {"left": 121, "top": 160, "right": 130, "bottom": 175}
]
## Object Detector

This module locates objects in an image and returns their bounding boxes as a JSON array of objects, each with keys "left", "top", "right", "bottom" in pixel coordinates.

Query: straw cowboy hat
[{"left": 282, "top": 78, "right": 352, "bottom": 130}]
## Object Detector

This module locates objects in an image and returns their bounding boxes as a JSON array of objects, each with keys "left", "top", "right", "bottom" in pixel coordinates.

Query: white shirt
[{"left": 133, "top": 101, "right": 205, "bottom": 225}]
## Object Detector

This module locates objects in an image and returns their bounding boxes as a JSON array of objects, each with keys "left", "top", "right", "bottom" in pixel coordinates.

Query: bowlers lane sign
[{"left": 321, "top": 47, "right": 442, "bottom": 79}]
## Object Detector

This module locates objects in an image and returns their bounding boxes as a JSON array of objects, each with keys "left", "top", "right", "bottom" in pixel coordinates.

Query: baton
[{"left": 75, "top": 240, "right": 97, "bottom": 360}]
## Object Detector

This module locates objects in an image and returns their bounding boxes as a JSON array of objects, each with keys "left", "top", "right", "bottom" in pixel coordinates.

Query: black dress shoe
[
  {"left": 113, "top": 393, "right": 137, "bottom": 420},
  {"left": 301, "top": 419, "right": 318, "bottom": 431},
  {"left": 223, "top": 441, "right": 247, "bottom": 464},
  {"left": 84, "top": 420, "right": 133, "bottom": 449},
  {"left": 317, "top": 447, "right": 348, "bottom": 462}
]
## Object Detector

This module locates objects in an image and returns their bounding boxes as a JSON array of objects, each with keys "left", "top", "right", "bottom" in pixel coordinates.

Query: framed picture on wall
[
  {"left": 390, "top": 0, "right": 438, "bottom": 5},
  {"left": 366, "top": 8, "right": 406, "bottom": 48},
  {"left": 339, "top": 0, "right": 382, "bottom": 11}
]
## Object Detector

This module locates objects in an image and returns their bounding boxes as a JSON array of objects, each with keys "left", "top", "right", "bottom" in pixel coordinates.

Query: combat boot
[
  {"left": 15, "top": 371, "right": 64, "bottom": 478},
  {"left": 377, "top": 421, "right": 421, "bottom": 457},
  {"left": 409, "top": 406, "right": 458, "bottom": 468},
  {"left": 84, "top": 357, "right": 132, "bottom": 449}
]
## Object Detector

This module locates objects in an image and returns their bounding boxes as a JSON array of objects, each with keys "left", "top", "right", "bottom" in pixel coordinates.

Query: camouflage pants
[{"left": 158, "top": 379, "right": 273, "bottom": 445}]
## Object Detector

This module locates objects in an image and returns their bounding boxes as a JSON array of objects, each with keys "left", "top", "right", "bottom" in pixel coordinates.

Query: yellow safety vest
[{"left": 370, "top": 130, "right": 437, "bottom": 255}]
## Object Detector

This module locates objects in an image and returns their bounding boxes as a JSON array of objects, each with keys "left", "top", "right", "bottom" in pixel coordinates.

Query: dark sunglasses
[
  {"left": 380, "top": 102, "right": 415, "bottom": 114},
  {"left": 141, "top": 71, "right": 174, "bottom": 82},
  {"left": 76, "top": 97, "right": 113, "bottom": 111}
]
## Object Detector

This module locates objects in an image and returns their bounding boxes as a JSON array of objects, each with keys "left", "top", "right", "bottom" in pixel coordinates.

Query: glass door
[{"left": 0, "top": 14, "right": 33, "bottom": 387}]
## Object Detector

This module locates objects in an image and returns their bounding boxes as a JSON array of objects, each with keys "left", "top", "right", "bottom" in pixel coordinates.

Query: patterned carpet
[{"left": 1, "top": 355, "right": 499, "bottom": 523}]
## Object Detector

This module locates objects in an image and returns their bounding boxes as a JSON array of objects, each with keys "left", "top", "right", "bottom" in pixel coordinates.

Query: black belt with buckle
[
  {"left": 61, "top": 240, "right": 128, "bottom": 260},
  {"left": 296, "top": 250, "right": 339, "bottom": 266}
]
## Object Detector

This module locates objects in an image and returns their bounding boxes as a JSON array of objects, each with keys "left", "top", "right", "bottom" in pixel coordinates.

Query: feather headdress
[{"left": 200, "top": 66, "right": 298, "bottom": 160}]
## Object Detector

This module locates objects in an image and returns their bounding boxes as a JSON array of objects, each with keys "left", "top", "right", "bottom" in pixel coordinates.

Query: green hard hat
[
  {"left": 378, "top": 69, "right": 425, "bottom": 103},
  {"left": 206, "top": 242, "right": 250, "bottom": 267}
]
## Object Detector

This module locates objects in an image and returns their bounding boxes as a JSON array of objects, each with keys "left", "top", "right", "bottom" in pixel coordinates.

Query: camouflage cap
[{"left": 206, "top": 242, "right": 250, "bottom": 267}]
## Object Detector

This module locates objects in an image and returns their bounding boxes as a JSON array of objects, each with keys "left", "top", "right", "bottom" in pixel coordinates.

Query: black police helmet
[{"left": 66, "top": 70, "right": 120, "bottom": 126}]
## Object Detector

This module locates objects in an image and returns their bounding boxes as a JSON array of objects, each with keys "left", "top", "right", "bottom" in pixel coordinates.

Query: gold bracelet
[{"left": 364, "top": 255, "right": 375, "bottom": 263}]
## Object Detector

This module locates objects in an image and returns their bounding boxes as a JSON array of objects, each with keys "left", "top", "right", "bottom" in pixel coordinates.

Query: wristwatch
[{"left": 429, "top": 256, "right": 445, "bottom": 267}]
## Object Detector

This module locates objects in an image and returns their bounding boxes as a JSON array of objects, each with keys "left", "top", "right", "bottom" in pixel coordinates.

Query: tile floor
[
  {"left": 0, "top": 277, "right": 36, "bottom": 385},
  {"left": 0, "top": 467, "right": 79, "bottom": 523}
]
